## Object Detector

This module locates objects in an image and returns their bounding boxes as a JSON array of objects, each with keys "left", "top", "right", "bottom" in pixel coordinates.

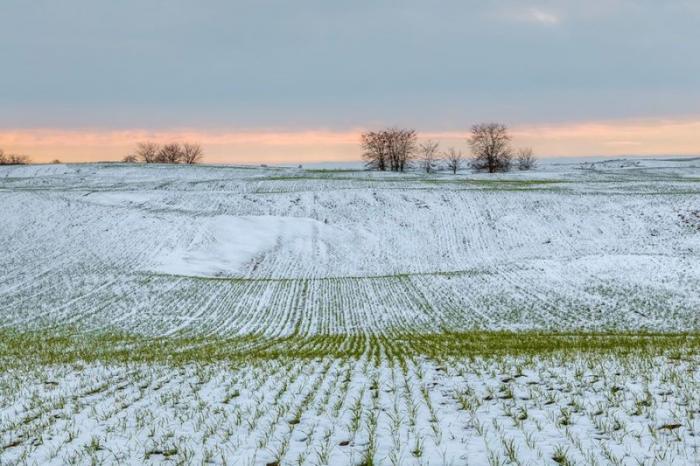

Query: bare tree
[
  {"left": 516, "top": 147, "right": 536, "bottom": 170},
  {"left": 9, "top": 155, "right": 25, "bottom": 164},
  {"left": 361, "top": 128, "right": 417, "bottom": 172},
  {"left": 51, "top": 159, "right": 61, "bottom": 164},
  {"left": 157, "top": 143, "right": 183, "bottom": 163},
  {"left": 181, "top": 143, "right": 204, "bottom": 164},
  {"left": 134, "top": 142, "right": 160, "bottom": 163},
  {"left": 361, "top": 131, "right": 388, "bottom": 171},
  {"left": 11, "top": 154, "right": 30, "bottom": 164},
  {"left": 418, "top": 140, "right": 440, "bottom": 174},
  {"left": 469, "top": 123, "right": 513, "bottom": 173},
  {"left": 0, "top": 149, "right": 30, "bottom": 165},
  {"left": 391, "top": 128, "right": 417, "bottom": 172},
  {"left": 122, "top": 154, "right": 138, "bottom": 163},
  {"left": 444, "top": 147, "right": 464, "bottom": 175}
]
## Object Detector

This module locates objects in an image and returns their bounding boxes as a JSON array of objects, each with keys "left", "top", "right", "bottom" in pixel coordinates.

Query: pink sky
[{"left": 1, "top": 117, "right": 699, "bottom": 164}]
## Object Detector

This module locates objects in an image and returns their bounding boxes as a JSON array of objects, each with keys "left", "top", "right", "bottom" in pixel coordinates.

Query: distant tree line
[
  {"left": 124, "top": 142, "right": 204, "bottom": 164},
  {"left": 361, "top": 123, "right": 536, "bottom": 173},
  {"left": 0, "top": 149, "right": 31, "bottom": 165}
]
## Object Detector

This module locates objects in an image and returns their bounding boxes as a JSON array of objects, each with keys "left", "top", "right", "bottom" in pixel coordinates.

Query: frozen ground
[{"left": 0, "top": 157, "right": 699, "bottom": 465}]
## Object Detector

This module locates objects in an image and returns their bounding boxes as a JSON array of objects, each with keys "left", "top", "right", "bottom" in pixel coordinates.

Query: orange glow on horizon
[{"left": 1, "top": 117, "right": 698, "bottom": 164}]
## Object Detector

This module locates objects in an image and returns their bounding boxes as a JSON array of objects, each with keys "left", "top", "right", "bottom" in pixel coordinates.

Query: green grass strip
[{"left": 0, "top": 329, "right": 697, "bottom": 369}]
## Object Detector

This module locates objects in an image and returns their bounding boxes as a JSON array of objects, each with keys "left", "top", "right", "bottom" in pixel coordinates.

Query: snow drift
[{"left": 152, "top": 215, "right": 339, "bottom": 277}]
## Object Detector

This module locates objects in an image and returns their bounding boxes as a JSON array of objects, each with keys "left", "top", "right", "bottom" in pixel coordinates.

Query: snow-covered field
[
  {"left": 2, "top": 158, "right": 699, "bottom": 335},
  {"left": 1, "top": 158, "right": 699, "bottom": 464}
]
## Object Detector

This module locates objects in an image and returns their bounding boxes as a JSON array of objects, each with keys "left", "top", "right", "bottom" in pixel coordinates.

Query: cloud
[
  {"left": 495, "top": 5, "right": 561, "bottom": 25},
  {"left": 526, "top": 8, "right": 561, "bottom": 25}
]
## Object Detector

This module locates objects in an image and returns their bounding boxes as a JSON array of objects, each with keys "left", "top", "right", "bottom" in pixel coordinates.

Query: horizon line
[{"left": 2, "top": 116, "right": 699, "bottom": 163}]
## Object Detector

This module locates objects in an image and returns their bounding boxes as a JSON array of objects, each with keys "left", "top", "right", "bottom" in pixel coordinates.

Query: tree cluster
[
  {"left": 125, "top": 142, "right": 203, "bottom": 164},
  {"left": 415, "top": 141, "right": 466, "bottom": 174},
  {"left": 0, "top": 149, "right": 30, "bottom": 165},
  {"left": 362, "top": 123, "right": 535, "bottom": 174},
  {"left": 361, "top": 128, "right": 417, "bottom": 172},
  {"left": 468, "top": 123, "right": 535, "bottom": 173}
]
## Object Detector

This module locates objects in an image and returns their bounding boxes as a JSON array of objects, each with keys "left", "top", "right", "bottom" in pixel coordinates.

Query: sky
[{"left": 1, "top": 0, "right": 699, "bottom": 163}]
